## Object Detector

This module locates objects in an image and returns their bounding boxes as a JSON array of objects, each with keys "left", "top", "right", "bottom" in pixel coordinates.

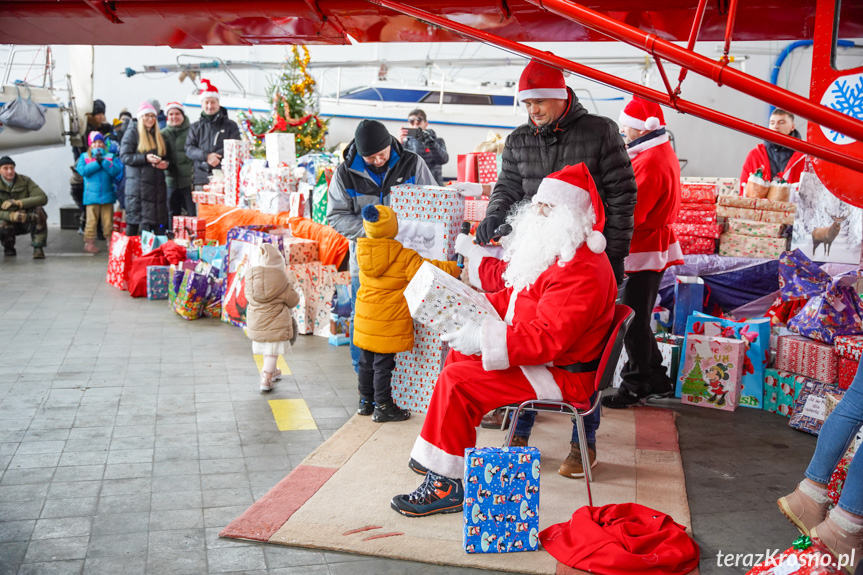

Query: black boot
[
  {"left": 357, "top": 397, "right": 374, "bottom": 416},
  {"left": 373, "top": 401, "right": 411, "bottom": 423},
  {"left": 601, "top": 387, "right": 642, "bottom": 409}
]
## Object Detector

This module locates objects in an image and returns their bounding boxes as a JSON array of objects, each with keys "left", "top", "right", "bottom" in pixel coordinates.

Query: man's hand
[
  {"left": 475, "top": 213, "right": 503, "bottom": 245},
  {"left": 10, "top": 211, "right": 28, "bottom": 224},
  {"left": 441, "top": 320, "right": 482, "bottom": 356},
  {"left": 1, "top": 199, "right": 22, "bottom": 211},
  {"left": 398, "top": 127, "right": 409, "bottom": 144},
  {"left": 610, "top": 258, "right": 626, "bottom": 287},
  {"left": 417, "top": 129, "right": 433, "bottom": 145},
  {"left": 206, "top": 153, "right": 222, "bottom": 168}
]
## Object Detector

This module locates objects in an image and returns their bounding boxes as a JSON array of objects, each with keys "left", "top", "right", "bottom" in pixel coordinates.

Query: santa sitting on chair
[{"left": 391, "top": 162, "right": 618, "bottom": 518}]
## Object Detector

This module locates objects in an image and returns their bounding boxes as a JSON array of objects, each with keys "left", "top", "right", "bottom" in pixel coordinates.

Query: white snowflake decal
[{"left": 820, "top": 72, "right": 863, "bottom": 145}]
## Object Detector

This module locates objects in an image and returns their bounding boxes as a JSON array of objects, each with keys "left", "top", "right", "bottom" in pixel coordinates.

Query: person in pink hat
[
  {"left": 184, "top": 79, "right": 240, "bottom": 190},
  {"left": 391, "top": 163, "right": 617, "bottom": 518},
  {"left": 602, "top": 96, "right": 685, "bottom": 409}
]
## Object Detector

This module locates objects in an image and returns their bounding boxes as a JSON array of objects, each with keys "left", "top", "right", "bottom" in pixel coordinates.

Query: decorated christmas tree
[
  {"left": 681, "top": 353, "right": 707, "bottom": 398},
  {"left": 239, "top": 46, "right": 328, "bottom": 158}
]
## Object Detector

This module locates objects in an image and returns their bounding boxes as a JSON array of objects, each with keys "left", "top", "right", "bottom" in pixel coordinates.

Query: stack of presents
[
  {"left": 103, "top": 134, "right": 352, "bottom": 343},
  {"left": 458, "top": 150, "right": 499, "bottom": 235}
]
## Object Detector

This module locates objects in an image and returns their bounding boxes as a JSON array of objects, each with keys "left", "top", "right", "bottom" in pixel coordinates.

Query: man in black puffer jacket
[
  {"left": 476, "top": 60, "right": 637, "bottom": 286},
  {"left": 185, "top": 79, "right": 241, "bottom": 189}
]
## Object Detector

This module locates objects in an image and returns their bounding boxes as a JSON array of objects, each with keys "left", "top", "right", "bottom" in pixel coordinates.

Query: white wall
[{"left": 5, "top": 40, "right": 861, "bottom": 224}]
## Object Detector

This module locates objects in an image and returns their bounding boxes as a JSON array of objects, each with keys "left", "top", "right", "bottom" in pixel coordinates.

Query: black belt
[{"left": 554, "top": 359, "right": 600, "bottom": 373}]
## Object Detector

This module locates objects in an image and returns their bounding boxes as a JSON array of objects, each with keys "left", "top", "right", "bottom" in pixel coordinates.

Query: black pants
[
  {"left": 168, "top": 186, "right": 196, "bottom": 218},
  {"left": 124, "top": 222, "right": 160, "bottom": 237},
  {"left": 620, "top": 270, "right": 668, "bottom": 396},
  {"left": 357, "top": 349, "right": 396, "bottom": 405}
]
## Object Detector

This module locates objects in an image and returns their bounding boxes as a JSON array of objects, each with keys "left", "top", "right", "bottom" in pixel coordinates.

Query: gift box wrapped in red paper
[
  {"left": 834, "top": 335, "right": 863, "bottom": 362},
  {"left": 745, "top": 536, "right": 844, "bottom": 574},
  {"left": 680, "top": 181, "right": 716, "bottom": 204},
  {"left": 839, "top": 357, "right": 859, "bottom": 390},
  {"left": 670, "top": 222, "right": 722, "bottom": 239},
  {"left": 677, "top": 234, "right": 716, "bottom": 255},
  {"left": 676, "top": 209, "right": 718, "bottom": 224},
  {"left": 775, "top": 334, "right": 839, "bottom": 384}
]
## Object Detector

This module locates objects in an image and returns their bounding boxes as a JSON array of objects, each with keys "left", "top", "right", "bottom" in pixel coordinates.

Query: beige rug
[{"left": 221, "top": 407, "right": 695, "bottom": 574}]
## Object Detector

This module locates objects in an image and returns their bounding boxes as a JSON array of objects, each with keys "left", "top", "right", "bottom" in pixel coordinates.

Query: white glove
[
  {"left": 441, "top": 320, "right": 482, "bottom": 356},
  {"left": 454, "top": 233, "right": 476, "bottom": 258},
  {"left": 448, "top": 181, "right": 483, "bottom": 198}
]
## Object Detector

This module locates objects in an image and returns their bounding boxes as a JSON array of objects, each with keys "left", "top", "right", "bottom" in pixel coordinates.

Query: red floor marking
[
  {"left": 219, "top": 465, "right": 337, "bottom": 542},
  {"left": 634, "top": 407, "right": 680, "bottom": 452},
  {"left": 342, "top": 525, "right": 382, "bottom": 536},
  {"left": 362, "top": 532, "right": 404, "bottom": 541}
]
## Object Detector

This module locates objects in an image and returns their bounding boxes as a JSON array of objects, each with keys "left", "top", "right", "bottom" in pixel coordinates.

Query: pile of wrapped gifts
[
  {"left": 675, "top": 180, "right": 719, "bottom": 255},
  {"left": 715, "top": 195, "right": 797, "bottom": 225},
  {"left": 759, "top": 249, "right": 863, "bottom": 433},
  {"left": 172, "top": 216, "right": 207, "bottom": 242},
  {"left": 719, "top": 218, "right": 788, "bottom": 259},
  {"left": 223, "top": 139, "right": 251, "bottom": 207},
  {"left": 192, "top": 180, "right": 226, "bottom": 206},
  {"left": 457, "top": 151, "right": 499, "bottom": 185}
]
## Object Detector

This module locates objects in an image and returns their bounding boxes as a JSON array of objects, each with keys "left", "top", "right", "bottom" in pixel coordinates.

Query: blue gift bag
[{"left": 672, "top": 278, "right": 704, "bottom": 335}]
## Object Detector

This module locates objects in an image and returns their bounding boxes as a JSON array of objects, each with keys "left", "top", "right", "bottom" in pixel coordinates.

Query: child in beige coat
[{"left": 244, "top": 243, "right": 300, "bottom": 391}]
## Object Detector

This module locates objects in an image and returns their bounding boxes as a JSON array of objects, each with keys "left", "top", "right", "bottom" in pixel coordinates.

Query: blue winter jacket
[{"left": 76, "top": 151, "right": 124, "bottom": 206}]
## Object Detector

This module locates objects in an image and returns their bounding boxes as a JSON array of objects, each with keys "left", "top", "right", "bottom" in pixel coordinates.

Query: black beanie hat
[
  {"left": 92, "top": 99, "right": 106, "bottom": 115},
  {"left": 0, "top": 156, "right": 15, "bottom": 168},
  {"left": 354, "top": 120, "right": 392, "bottom": 157}
]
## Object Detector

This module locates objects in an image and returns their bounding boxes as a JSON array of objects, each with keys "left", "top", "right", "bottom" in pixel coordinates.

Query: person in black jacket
[
  {"left": 120, "top": 102, "right": 173, "bottom": 236},
  {"left": 184, "top": 79, "right": 241, "bottom": 190},
  {"left": 399, "top": 109, "right": 449, "bottom": 185},
  {"left": 475, "top": 60, "right": 637, "bottom": 287}
]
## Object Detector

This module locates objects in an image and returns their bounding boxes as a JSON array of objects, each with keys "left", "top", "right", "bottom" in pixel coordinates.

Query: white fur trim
[
  {"left": 534, "top": 178, "right": 589, "bottom": 213},
  {"left": 467, "top": 245, "right": 499, "bottom": 290},
  {"left": 626, "top": 132, "right": 670, "bottom": 159},
  {"left": 199, "top": 91, "right": 220, "bottom": 103},
  {"left": 518, "top": 88, "right": 568, "bottom": 103},
  {"left": 504, "top": 290, "right": 518, "bottom": 325},
  {"left": 165, "top": 102, "right": 184, "bottom": 114},
  {"left": 624, "top": 241, "right": 683, "bottom": 272},
  {"left": 519, "top": 366, "right": 563, "bottom": 401},
  {"left": 586, "top": 231, "right": 606, "bottom": 254},
  {"left": 410, "top": 436, "right": 464, "bottom": 480},
  {"left": 829, "top": 508, "right": 863, "bottom": 533},
  {"left": 619, "top": 111, "right": 646, "bottom": 130},
  {"left": 480, "top": 318, "right": 510, "bottom": 371},
  {"left": 799, "top": 480, "right": 831, "bottom": 504},
  {"left": 645, "top": 117, "right": 660, "bottom": 131}
]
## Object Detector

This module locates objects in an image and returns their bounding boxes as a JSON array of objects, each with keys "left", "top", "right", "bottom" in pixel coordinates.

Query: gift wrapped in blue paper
[
  {"left": 146, "top": 265, "right": 170, "bottom": 300},
  {"left": 463, "top": 446, "right": 540, "bottom": 554}
]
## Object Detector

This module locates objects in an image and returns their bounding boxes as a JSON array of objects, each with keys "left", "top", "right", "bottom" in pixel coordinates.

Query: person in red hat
[
  {"left": 391, "top": 163, "right": 617, "bottom": 517},
  {"left": 474, "top": 59, "right": 637, "bottom": 286},
  {"left": 185, "top": 79, "right": 240, "bottom": 191},
  {"left": 602, "top": 96, "right": 684, "bottom": 408}
]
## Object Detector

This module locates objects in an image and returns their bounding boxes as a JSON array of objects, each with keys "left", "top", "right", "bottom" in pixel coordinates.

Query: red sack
[
  {"left": 127, "top": 248, "right": 169, "bottom": 298},
  {"left": 106, "top": 232, "right": 142, "bottom": 291},
  {"left": 540, "top": 503, "right": 699, "bottom": 575}
]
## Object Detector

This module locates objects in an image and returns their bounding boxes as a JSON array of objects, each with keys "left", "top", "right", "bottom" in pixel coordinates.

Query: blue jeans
[
  {"left": 513, "top": 392, "right": 600, "bottom": 446},
  {"left": 805, "top": 360, "right": 863, "bottom": 515},
  {"left": 349, "top": 275, "right": 361, "bottom": 373}
]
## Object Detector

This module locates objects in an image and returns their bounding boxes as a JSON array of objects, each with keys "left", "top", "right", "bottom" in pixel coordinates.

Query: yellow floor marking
[
  {"left": 268, "top": 398, "right": 317, "bottom": 431},
  {"left": 253, "top": 355, "right": 291, "bottom": 375}
]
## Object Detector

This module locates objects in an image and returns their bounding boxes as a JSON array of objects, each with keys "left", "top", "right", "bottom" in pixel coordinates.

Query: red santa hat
[
  {"left": 619, "top": 96, "right": 665, "bottom": 131},
  {"left": 518, "top": 60, "right": 568, "bottom": 103},
  {"left": 533, "top": 163, "right": 606, "bottom": 254},
  {"left": 165, "top": 102, "right": 184, "bottom": 115},
  {"left": 198, "top": 79, "right": 220, "bottom": 102}
]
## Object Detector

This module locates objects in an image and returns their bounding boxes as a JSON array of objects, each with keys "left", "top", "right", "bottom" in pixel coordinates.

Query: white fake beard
[{"left": 501, "top": 202, "right": 592, "bottom": 292}]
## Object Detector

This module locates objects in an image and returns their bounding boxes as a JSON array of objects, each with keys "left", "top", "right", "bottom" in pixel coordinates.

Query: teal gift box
[{"left": 763, "top": 368, "right": 805, "bottom": 418}]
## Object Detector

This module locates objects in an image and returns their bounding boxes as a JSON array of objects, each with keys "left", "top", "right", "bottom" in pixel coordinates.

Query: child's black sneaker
[
  {"left": 357, "top": 398, "right": 374, "bottom": 416},
  {"left": 373, "top": 401, "right": 411, "bottom": 423},
  {"left": 391, "top": 472, "right": 464, "bottom": 517}
]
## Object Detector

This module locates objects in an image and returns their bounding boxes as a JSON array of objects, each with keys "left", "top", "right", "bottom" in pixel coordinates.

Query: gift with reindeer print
[
  {"left": 679, "top": 335, "right": 745, "bottom": 411},
  {"left": 790, "top": 171, "right": 862, "bottom": 264}
]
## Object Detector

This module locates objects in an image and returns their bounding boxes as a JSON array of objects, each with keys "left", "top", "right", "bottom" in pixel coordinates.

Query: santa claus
[{"left": 391, "top": 162, "right": 617, "bottom": 517}]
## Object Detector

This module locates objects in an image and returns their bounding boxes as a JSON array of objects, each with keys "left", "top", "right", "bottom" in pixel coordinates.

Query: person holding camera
[
  {"left": 399, "top": 109, "right": 449, "bottom": 186},
  {"left": 0, "top": 156, "right": 48, "bottom": 259},
  {"left": 75, "top": 132, "right": 123, "bottom": 253},
  {"left": 120, "top": 101, "right": 173, "bottom": 236}
]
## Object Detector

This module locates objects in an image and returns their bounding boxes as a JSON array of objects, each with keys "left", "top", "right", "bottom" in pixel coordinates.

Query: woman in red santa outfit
[
  {"left": 602, "top": 96, "right": 684, "bottom": 409},
  {"left": 391, "top": 163, "right": 617, "bottom": 517}
]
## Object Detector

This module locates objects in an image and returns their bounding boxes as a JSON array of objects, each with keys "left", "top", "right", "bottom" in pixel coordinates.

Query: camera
[{"left": 405, "top": 127, "right": 421, "bottom": 139}]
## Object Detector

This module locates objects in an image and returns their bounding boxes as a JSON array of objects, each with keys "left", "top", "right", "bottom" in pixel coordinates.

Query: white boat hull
[{"left": 0, "top": 85, "right": 65, "bottom": 153}]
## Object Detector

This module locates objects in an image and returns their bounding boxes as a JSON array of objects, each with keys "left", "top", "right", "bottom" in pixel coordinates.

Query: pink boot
[{"left": 84, "top": 240, "right": 100, "bottom": 254}]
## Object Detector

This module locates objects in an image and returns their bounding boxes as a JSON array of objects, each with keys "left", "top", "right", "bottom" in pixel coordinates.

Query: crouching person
[{"left": 0, "top": 156, "right": 48, "bottom": 259}]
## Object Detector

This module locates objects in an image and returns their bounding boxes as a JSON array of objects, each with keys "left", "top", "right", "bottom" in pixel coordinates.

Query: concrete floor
[{"left": 0, "top": 228, "right": 815, "bottom": 575}]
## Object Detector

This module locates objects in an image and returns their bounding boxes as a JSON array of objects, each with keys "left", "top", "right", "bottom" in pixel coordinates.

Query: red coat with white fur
[
  {"left": 624, "top": 135, "right": 684, "bottom": 273},
  {"left": 477, "top": 245, "right": 617, "bottom": 402}
]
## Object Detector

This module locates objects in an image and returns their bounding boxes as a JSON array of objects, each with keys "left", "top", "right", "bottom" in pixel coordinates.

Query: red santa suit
[
  {"left": 739, "top": 143, "right": 805, "bottom": 193},
  {"left": 412, "top": 163, "right": 617, "bottom": 479}
]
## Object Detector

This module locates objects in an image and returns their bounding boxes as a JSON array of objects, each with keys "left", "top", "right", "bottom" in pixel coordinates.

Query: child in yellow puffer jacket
[{"left": 354, "top": 204, "right": 460, "bottom": 422}]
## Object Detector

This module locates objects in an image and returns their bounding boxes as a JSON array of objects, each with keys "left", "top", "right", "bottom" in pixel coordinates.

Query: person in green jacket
[
  {"left": 0, "top": 156, "right": 48, "bottom": 259},
  {"left": 161, "top": 102, "right": 195, "bottom": 221}
]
